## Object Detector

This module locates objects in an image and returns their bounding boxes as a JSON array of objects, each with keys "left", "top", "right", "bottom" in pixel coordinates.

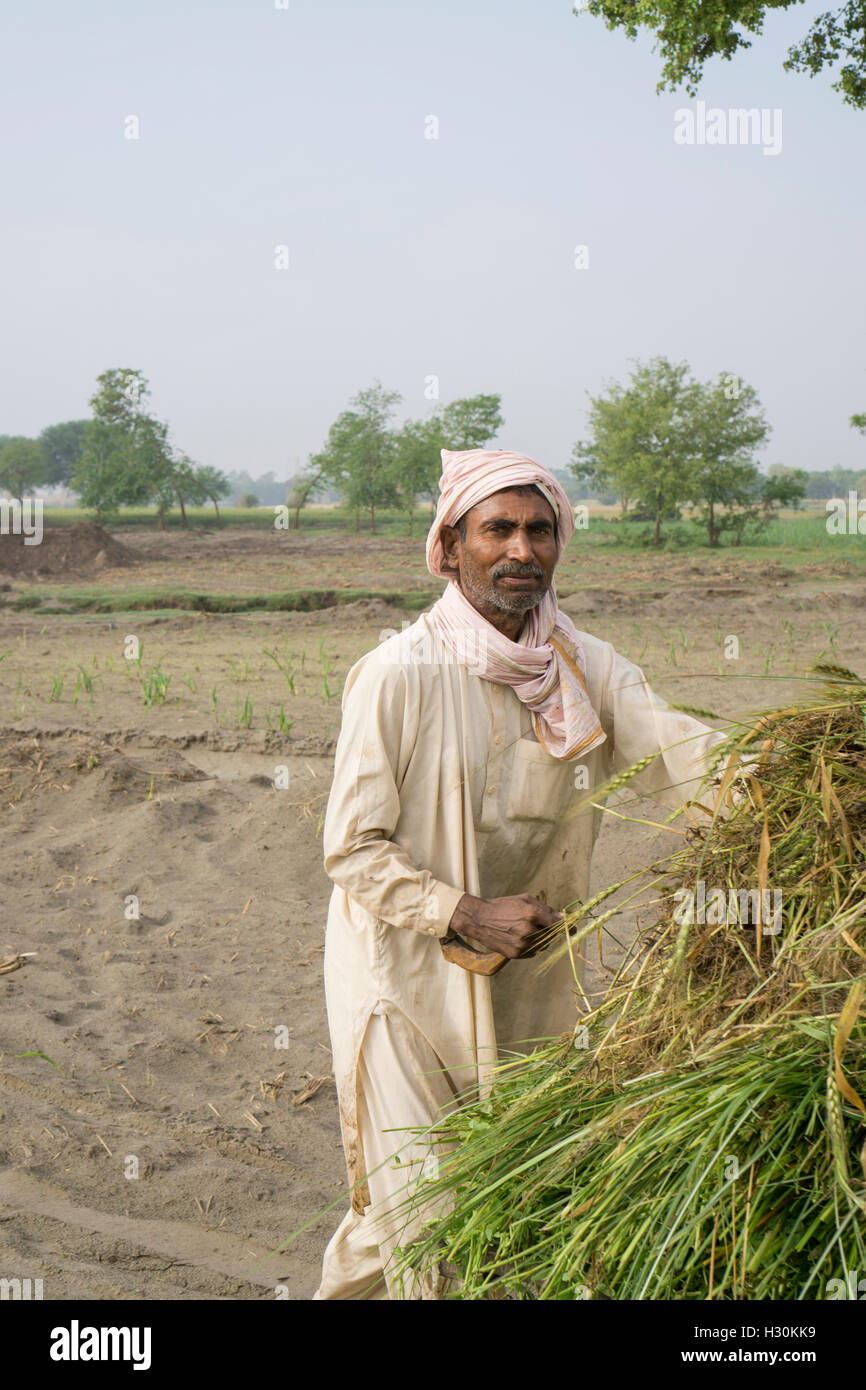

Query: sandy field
[{"left": 1, "top": 525, "right": 864, "bottom": 1298}]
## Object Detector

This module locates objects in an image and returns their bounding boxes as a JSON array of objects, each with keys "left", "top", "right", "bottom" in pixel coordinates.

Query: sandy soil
[{"left": 1, "top": 530, "right": 865, "bottom": 1299}]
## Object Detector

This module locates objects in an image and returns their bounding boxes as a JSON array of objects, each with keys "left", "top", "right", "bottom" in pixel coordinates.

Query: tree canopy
[
  {"left": 38, "top": 420, "right": 89, "bottom": 487},
  {"left": 570, "top": 355, "right": 804, "bottom": 545},
  {"left": 71, "top": 368, "right": 228, "bottom": 527},
  {"left": 0, "top": 436, "right": 48, "bottom": 503},
  {"left": 195, "top": 464, "right": 231, "bottom": 522},
  {"left": 575, "top": 1, "right": 866, "bottom": 109},
  {"left": 73, "top": 369, "right": 173, "bottom": 522},
  {"left": 572, "top": 357, "right": 701, "bottom": 543},
  {"left": 309, "top": 385, "right": 503, "bottom": 534},
  {"left": 311, "top": 382, "right": 402, "bottom": 535},
  {"left": 392, "top": 393, "right": 504, "bottom": 531}
]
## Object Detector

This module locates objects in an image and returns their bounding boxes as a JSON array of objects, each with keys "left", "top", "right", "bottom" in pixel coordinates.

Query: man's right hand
[{"left": 448, "top": 892, "right": 562, "bottom": 960}]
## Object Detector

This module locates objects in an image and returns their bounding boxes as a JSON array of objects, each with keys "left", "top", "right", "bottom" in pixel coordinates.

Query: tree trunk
[
  {"left": 211, "top": 495, "right": 222, "bottom": 526},
  {"left": 707, "top": 502, "right": 719, "bottom": 547},
  {"left": 653, "top": 509, "right": 662, "bottom": 547},
  {"left": 369, "top": 497, "right": 375, "bottom": 535},
  {"left": 407, "top": 507, "right": 413, "bottom": 537},
  {"left": 157, "top": 502, "right": 166, "bottom": 531},
  {"left": 175, "top": 488, "right": 188, "bottom": 528},
  {"left": 292, "top": 504, "right": 301, "bottom": 530},
  {"left": 354, "top": 505, "right": 360, "bottom": 533}
]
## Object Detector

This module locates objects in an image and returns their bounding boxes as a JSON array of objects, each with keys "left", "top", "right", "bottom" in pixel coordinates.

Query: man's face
[{"left": 440, "top": 488, "right": 558, "bottom": 623}]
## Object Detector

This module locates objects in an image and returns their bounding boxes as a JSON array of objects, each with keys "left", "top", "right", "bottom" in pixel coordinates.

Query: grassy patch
[
  {"left": 0, "top": 586, "right": 437, "bottom": 616},
  {"left": 38, "top": 505, "right": 440, "bottom": 533}
]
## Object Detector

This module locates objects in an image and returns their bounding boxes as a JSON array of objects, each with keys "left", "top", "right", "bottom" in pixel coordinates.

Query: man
[{"left": 313, "top": 448, "right": 726, "bottom": 1300}]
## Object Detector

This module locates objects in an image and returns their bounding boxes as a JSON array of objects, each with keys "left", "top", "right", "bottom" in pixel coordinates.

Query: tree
[
  {"left": 0, "top": 436, "right": 49, "bottom": 502},
  {"left": 166, "top": 454, "right": 208, "bottom": 528},
  {"left": 73, "top": 369, "right": 173, "bottom": 523},
  {"left": 797, "top": 467, "right": 861, "bottom": 498},
  {"left": 572, "top": 360, "right": 794, "bottom": 547},
  {"left": 440, "top": 393, "right": 503, "bottom": 450},
  {"left": 829, "top": 462, "right": 851, "bottom": 495},
  {"left": 73, "top": 419, "right": 130, "bottom": 521},
  {"left": 393, "top": 416, "right": 447, "bottom": 533},
  {"left": 286, "top": 466, "right": 323, "bottom": 530},
  {"left": 194, "top": 464, "right": 231, "bottom": 524},
  {"left": 786, "top": 4, "right": 866, "bottom": 109},
  {"left": 135, "top": 415, "right": 175, "bottom": 527},
  {"left": 349, "top": 382, "right": 402, "bottom": 534},
  {"left": 38, "top": 421, "right": 89, "bottom": 487},
  {"left": 686, "top": 375, "right": 772, "bottom": 546},
  {"left": 394, "top": 392, "right": 504, "bottom": 531},
  {"left": 571, "top": 357, "right": 701, "bottom": 545},
  {"left": 317, "top": 383, "right": 402, "bottom": 534},
  {"left": 576, "top": 1, "right": 866, "bottom": 110},
  {"left": 150, "top": 453, "right": 196, "bottom": 531},
  {"left": 757, "top": 467, "right": 808, "bottom": 529}
]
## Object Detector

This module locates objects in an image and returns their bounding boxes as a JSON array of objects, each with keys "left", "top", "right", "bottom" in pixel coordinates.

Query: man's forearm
[{"left": 324, "top": 831, "right": 465, "bottom": 938}]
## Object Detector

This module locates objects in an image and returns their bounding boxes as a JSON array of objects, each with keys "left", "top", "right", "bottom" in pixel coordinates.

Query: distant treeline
[{"left": 3, "top": 360, "right": 863, "bottom": 550}]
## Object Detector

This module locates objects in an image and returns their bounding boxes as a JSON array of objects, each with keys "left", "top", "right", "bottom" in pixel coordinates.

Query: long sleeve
[
  {"left": 599, "top": 644, "right": 727, "bottom": 811},
  {"left": 322, "top": 651, "right": 465, "bottom": 938}
]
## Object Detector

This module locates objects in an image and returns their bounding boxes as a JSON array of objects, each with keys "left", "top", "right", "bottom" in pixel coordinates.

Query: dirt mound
[
  {"left": 0, "top": 522, "right": 136, "bottom": 578},
  {"left": 336, "top": 596, "right": 418, "bottom": 622}
]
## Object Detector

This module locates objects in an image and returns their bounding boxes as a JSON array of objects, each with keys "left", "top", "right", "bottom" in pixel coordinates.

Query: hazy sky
[{"left": 2, "top": 0, "right": 864, "bottom": 480}]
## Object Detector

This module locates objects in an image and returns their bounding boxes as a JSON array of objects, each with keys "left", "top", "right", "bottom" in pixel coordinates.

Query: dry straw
[{"left": 395, "top": 666, "right": 866, "bottom": 1300}]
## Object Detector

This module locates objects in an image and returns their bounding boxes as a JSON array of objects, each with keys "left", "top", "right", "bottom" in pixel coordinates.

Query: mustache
[{"left": 492, "top": 562, "right": 544, "bottom": 580}]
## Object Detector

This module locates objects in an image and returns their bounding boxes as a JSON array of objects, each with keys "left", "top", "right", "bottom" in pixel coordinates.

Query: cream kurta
[{"left": 321, "top": 611, "right": 726, "bottom": 1223}]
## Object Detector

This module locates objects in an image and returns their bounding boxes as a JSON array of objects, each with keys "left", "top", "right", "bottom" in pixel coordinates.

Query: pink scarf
[{"left": 427, "top": 449, "right": 607, "bottom": 761}]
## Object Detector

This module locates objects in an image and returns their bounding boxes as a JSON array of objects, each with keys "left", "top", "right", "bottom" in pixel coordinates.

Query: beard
[{"left": 458, "top": 553, "right": 549, "bottom": 616}]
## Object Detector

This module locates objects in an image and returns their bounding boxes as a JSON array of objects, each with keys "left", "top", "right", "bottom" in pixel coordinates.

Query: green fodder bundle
[{"left": 397, "top": 668, "right": 866, "bottom": 1300}]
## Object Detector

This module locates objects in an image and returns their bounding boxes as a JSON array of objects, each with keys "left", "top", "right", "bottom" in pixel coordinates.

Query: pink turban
[
  {"left": 426, "top": 449, "right": 575, "bottom": 578},
  {"left": 424, "top": 448, "right": 606, "bottom": 760}
]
